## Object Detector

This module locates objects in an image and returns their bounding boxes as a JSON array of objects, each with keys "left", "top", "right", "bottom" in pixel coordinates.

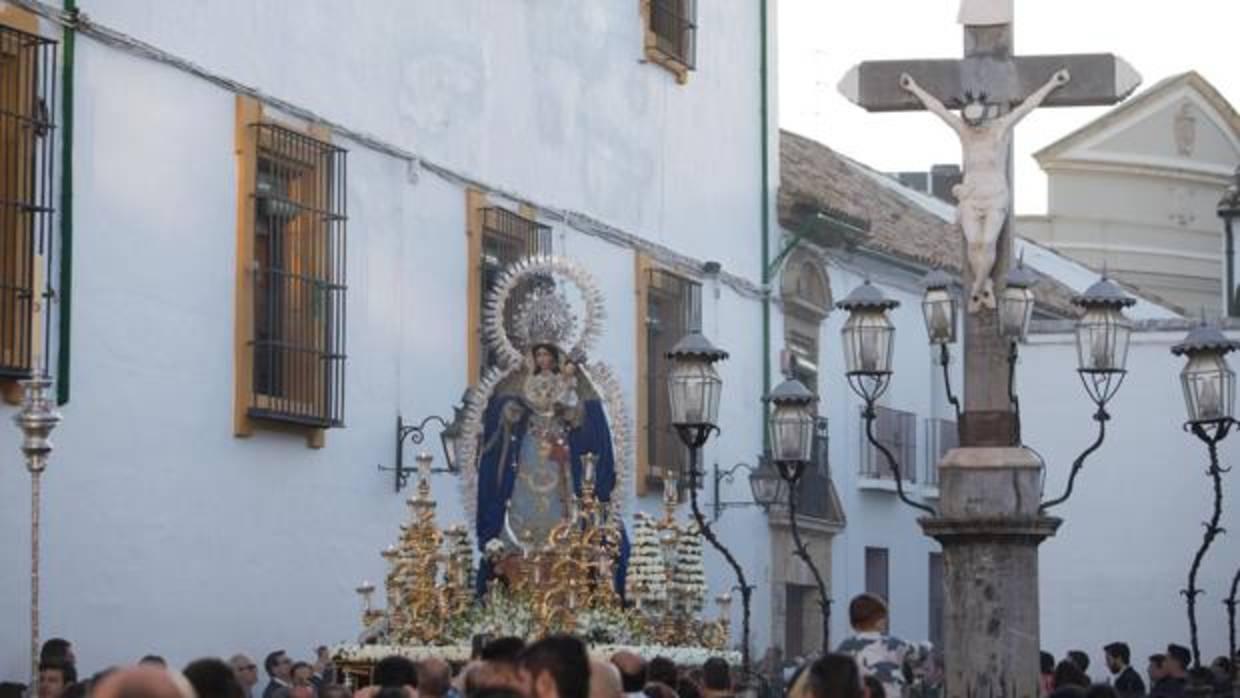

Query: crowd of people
[{"left": 1, "top": 594, "right": 1236, "bottom": 698}]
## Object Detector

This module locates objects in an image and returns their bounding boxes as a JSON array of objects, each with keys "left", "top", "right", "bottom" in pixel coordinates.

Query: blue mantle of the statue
[{"left": 475, "top": 394, "right": 629, "bottom": 596}]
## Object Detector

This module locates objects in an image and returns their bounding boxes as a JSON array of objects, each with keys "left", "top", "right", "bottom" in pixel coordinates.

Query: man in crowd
[
  {"left": 1066, "top": 651, "right": 1090, "bottom": 678},
  {"left": 520, "top": 635, "right": 589, "bottom": 698},
  {"left": 230, "top": 655, "right": 261, "bottom": 698},
  {"left": 466, "top": 637, "right": 527, "bottom": 698},
  {"left": 608, "top": 652, "right": 645, "bottom": 698},
  {"left": 1102, "top": 642, "right": 1144, "bottom": 698},
  {"left": 419, "top": 658, "right": 453, "bottom": 698},
  {"left": 373, "top": 656, "right": 419, "bottom": 698},
  {"left": 836, "top": 593, "right": 912, "bottom": 698},
  {"left": 263, "top": 652, "right": 294, "bottom": 698},
  {"left": 184, "top": 658, "right": 245, "bottom": 698},
  {"left": 37, "top": 661, "right": 76, "bottom": 698},
  {"left": 1150, "top": 645, "right": 1190, "bottom": 697},
  {"left": 40, "top": 640, "right": 76, "bottom": 670},
  {"left": 701, "top": 658, "right": 732, "bottom": 698},
  {"left": 93, "top": 667, "right": 193, "bottom": 698}
]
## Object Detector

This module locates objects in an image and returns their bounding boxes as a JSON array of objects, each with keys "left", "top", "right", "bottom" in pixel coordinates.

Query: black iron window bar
[
  {"left": 646, "top": 269, "right": 701, "bottom": 493},
  {"left": 249, "top": 123, "right": 347, "bottom": 428},
  {"left": 478, "top": 206, "right": 551, "bottom": 375},
  {"left": 0, "top": 25, "right": 56, "bottom": 379},
  {"left": 649, "top": 0, "right": 697, "bottom": 69}
]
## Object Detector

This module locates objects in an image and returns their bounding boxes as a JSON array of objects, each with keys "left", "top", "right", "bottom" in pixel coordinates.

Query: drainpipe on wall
[
  {"left": 55, "top": 0, "right": 75, "bottom": 405},
  {"left": 758, "top": 0, "right": 771, "bottom": 450}
]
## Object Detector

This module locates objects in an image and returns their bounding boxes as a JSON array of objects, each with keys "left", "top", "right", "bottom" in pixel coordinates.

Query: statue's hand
[
  {"left": 1052, "top": 69, "right": 1071, "bottom": 86},
  {"left": 899, "top": 73, "right": 917, "bottom": 91}
]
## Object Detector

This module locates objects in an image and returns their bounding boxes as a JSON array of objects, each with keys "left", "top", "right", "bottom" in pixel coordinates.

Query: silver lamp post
[
  {"left": 14, "top": 373, "right": 61, "bottom": 683},
  {"left": 1171, "top": 323, "right": 1240, "bottom": 670}
]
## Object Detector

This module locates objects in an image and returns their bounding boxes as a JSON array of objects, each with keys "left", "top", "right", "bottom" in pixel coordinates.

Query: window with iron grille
[
  {"left": 0, "top": 24, "right": 55, "bottom": 379},
  {"left": 859, "top": 406, "right": 918, "bottom": 483},
  {"left": 645, "top": 268, "right": 701, "bottom": 489},
  {"left": 248, "top": 123, "right": 347, "bottom": 428},
  {"left": 645, "top": 0, "right": 697, "bottom": 76},
  {"left": 924, "top": 417, "right": 958, "bottom": 487},
  {"left": 478, "top": 206, "right": 551, "bottom": 377}
]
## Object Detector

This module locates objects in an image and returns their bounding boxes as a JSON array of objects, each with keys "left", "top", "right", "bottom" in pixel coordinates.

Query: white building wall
[
  {"left": 0, "top": 0, "right": 781, "bottom": 676},
  {"left": 1022, "top": 328, "right": 1240, "bottom": 674}
]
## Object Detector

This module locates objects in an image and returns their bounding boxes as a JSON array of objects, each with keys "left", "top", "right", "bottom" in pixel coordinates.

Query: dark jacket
[
  {"left": 1149, "top": 675, "right": 1187, "bottom": 698},
  {"left": 1113, "top": 666, "right": 1145, "bottom": 697}
]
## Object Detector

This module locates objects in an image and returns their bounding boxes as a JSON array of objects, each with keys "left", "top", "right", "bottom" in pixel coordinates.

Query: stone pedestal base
[{"left": 920, "top": 447, "right": 1061, "bottom": 698}]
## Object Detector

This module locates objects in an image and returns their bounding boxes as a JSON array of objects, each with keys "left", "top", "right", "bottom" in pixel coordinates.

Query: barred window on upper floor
[
  {"left": 643, "top": 0, "right": 697, "bottom": 84},
  {"left": 235, "top": 109, "right": 348, "bottom": 444},
  {"left": 640, "top": 266, "right": 701, "bottom": 494},
  {"left": 475, "top": 205, "right": 552, "bottom": 379},
  {"left": 0, "top": 22, "right": 56, "bottom": 389}
]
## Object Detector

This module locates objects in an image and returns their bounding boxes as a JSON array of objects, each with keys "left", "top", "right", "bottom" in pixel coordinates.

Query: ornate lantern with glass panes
[{"left": 837, "top": 280, "right": 899, "bottom": 403}]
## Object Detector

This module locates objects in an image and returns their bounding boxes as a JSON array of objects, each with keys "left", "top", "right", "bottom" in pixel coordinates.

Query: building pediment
[{"left": 1035, "top": 72, "right": 1240, "bottom": 181}]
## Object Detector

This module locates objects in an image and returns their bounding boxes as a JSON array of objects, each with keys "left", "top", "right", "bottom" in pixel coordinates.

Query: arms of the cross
[{"left": 840, "top": 54, "right": 1139, "bottom": 113}]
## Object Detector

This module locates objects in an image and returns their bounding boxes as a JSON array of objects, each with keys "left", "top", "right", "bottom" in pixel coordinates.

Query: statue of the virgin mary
[{"left": 457, "top": 257, "right": 632, "bottom": 595}]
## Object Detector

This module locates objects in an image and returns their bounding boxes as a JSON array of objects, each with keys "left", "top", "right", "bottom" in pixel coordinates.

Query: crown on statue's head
[{"left": 512, "top": 282, "right": 578, "bottom": 351}]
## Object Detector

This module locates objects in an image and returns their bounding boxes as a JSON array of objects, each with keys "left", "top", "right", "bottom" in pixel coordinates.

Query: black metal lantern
[
  {"left": 747, "top": 458, "right": 787, "bottom": 508},
  {"left": 838, "top": 280, "right": 899, "bottom": 402},
  {"left": 439, "top": 401, "right": 465, "bottom": 473},
  {"left": 1000, "top": 261, "right": 1038, "bottom": 342},
  {"left": 921, "top": 269, "right": 958, "bottom": 346},
  {"left": 1073, "top": 276, "right": 1136, "bottom": 405},
  {"left": 766, "top": 376, "right": 817, "bottom": 466},
  {"left": 667, "top": 331, "right": 728, "bottom": 448},
  {"left": 1172, "top": 324, "right": 1240, "bottom": 425}
]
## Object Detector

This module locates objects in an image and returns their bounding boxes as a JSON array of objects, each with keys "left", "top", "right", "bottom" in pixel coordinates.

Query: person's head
[
  {"left": 641, "top": 684, "right": 675, "bottom": 698},
  {"left": 184, "top": 658, "right": 246, "bottom": 698},
  {"left": 1052, "top": 660, "right": 1089, "bottom": 690},
  {"left": 38, "top": 661, "right": 76, "bottom": 698},
  {"left": 230, "top": 656, "right": 260, "bottom": 690},
  {"left": 848, "top": 594, "right": 888, "bottom": 633},
  {"left": 418, "top": 658, "right": 453, "bottom": 698},
  {"left": 862, "top": 676, "right": 885, "bottom": 698},
  {"left": 0, "top": 683, "right": 28, "bottom": 698},
  {"left": 1147, "top": 654, "right": 1166, "bottom": 682},
  {"left": 588, "top": 659, "right": 622, "bottom": 698},
  {"left": 41, "top": 640, "right": 75, "bottom": 667},
  {"left": 265, "top": 652, "right": 293, "bottom": 682},
  {"left": 674, "top": 677, "right": 701, "bottom": 698},
  {"left": 290, "top": 664, "right": 315, "bottom": 688},
  {"left": 700, "top": 659, "right": 729, "bottom": 694},
  {"left": 1040, "top": 651, "right": 1055, "bottom": 676},
  {"left": 376, "top": 687, "right": 411, "bottom": 698},
  {"left": 139, "top": 657, "right": 167, "bottom": 669},
  {"left": 520, "top": 635, "right": 589, "bottom": 698},
  {"left": 1165, "top": 645, "right": 1191, "bottom": 678},
  {"left": 374, "top": 656, "right": 419, "bottom": 691},
  {"left": 805, "top": 654, "right": 862, "bottom": 698},
  {"left": 1210, "top": 656, "right": 1233, "bottom": 682},
  {"left": 466, "top": 661, "right": 525, "bottom": 698},
  {"left": 1066, "top": 651, "right": 1089, "bottom": 673},
  {"left": 645, "top": 659, "right": 677, "bottom": 691},
  {"left": 1102, "top": 643, "right": 1129, "bottom": 675},
  {"left": 533, "top": 345, "right": 561, "bottom": 374},
  {"left": 482, "top": 638, "right": 527, "bottom": 665},
  {"left": 609, "top": 652, "right": 646, "bottom": 694},
  {"left": 91, "top": 668, "right": 194, "bottom": 698}
]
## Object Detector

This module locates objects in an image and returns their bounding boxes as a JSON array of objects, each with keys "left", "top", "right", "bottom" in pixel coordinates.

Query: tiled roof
[{"left": 778, "top": 129, "right": 1081, "bottom": 317}]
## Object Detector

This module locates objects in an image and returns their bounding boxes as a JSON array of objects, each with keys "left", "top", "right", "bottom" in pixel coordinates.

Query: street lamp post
[
  {"left": 999, "top": 260, "right": 1038, "bottom": 444},
  {"left": 766, "top": 374, "right": 832, "bottom": 652},
  {"left": 922, "top": 270, "right": 962, "bottom": 426},
  {"left": 838, "top": 280, "right": 935, "bottom": 516},
  {"left": 665, "top": 330, "right": 756, "bottom": 674},
  {"left": 1171, "top": 323, "right": 1240, "bottom": 670},
  {"left": 711, "top": 459, "right": 785, "bottom": 521},
  {"left": 1041, "top": 276, "right": 1135, "bottom": 512}
]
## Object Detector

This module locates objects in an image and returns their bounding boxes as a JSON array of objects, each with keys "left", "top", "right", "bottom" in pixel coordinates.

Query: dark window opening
[
  {"left": 649, "top": 0, "right": 697, "bottom": 69},
  {"left": 645, "top": 268, "right": 701, "bottom": 491}
]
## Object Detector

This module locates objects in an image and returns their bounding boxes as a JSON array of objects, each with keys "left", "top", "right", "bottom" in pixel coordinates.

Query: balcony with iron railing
[{"left": 858, "top": 406, "right": 918, "bottom": 491}]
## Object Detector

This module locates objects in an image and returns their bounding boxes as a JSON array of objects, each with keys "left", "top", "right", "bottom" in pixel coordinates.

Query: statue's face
[
  {"left": 534, "top": 346, "right": 557, "bottom": 371},
  {"left": 962, "top": 101, "right": 987, "bottom": 127}
]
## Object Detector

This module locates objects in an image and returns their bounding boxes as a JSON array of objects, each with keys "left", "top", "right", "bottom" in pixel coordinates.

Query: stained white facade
[{"left": 0, "top": 0, "right": 783, "bottom": 674}]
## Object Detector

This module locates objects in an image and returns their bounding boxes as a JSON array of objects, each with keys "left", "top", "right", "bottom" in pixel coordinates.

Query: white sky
[{"left": 778, "top": 0, "right": 1240, "bottom": 214}]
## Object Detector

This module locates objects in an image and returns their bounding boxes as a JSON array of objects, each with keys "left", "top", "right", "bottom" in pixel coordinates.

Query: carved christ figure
[{"left": 900, "top": 69, "right": 1070, "bottom": 311}]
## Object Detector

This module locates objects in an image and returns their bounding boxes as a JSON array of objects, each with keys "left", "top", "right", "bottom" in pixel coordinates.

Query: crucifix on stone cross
[{"left": 839, "top": 0, "right": 1140, "bottom": 446}]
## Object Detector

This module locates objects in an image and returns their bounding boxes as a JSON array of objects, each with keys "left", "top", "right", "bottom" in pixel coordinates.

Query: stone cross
[
  {"left": 838, "top": 4, "right": 1140, "bottom": 443},
  {"left": 839, "top": 5, "right": 1139, "bottom": 696}
]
